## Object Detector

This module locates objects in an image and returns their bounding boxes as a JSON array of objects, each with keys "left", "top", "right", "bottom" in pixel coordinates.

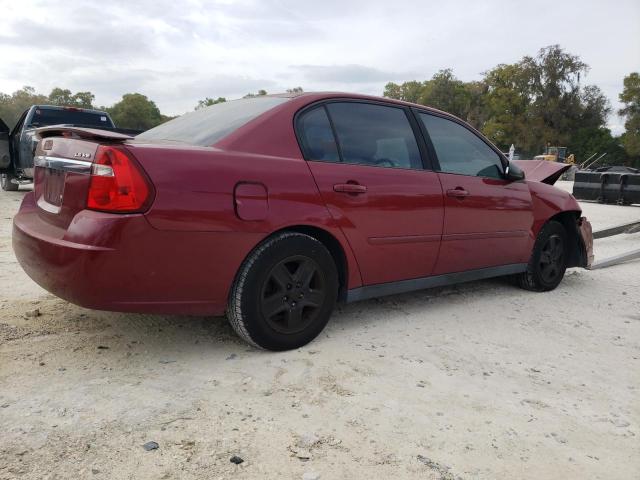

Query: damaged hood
[{"left": 512, "top": 160, "right": 572, "bottom": 185}]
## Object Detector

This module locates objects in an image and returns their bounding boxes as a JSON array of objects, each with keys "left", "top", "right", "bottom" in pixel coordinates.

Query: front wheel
[
  {"left": 1, "top": 173, "right": 19, "bottom": 191},
  {"left": 517, "top": 220, "right": 568, "bottom": 291},
  {"left": 227, "top": 232, "right": 339, "bottom": 351}
]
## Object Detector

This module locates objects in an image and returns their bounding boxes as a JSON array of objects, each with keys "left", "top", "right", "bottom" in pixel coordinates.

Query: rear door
[
  {"left": 416, "top": 111, "right": 533, "bottom": 274},
  {"left": 298, "top": 101, "right": 444, "bottom": 286},
  {"left": 0, "top": 118, "right": 10, "bottom": 172}
]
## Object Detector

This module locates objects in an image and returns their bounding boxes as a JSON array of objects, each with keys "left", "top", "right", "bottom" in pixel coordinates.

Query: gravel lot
[{"left": 1, "top": 182, "right": 638, "bottom": 480}]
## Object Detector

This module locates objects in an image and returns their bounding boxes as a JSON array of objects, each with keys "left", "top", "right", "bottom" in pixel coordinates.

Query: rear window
[
  {"left": 28, "top": 108, "right": 113, "bottom": 128},
  {"left": 137, "top": 96, "right": 289, "bottom": 146}
]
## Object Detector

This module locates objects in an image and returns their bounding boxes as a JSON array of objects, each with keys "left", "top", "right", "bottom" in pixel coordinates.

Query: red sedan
[{"left": 11, "top": 92, "right": 593, "bottom": 350}]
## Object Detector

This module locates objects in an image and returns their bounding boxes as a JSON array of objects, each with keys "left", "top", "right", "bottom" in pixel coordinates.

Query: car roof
[{"left": 276, "top": 91, "right": 458, "bottom": 120}]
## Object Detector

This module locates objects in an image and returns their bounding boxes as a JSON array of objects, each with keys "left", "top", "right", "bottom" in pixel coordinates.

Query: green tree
[
  {"left": 568, "top": 127, "right": 626, "bottom": 167},
  {"left": 243, "top": 89, "right": 267, "bottom": 98},
  {"left": 383, "top": 80, "right": 424, "bottom": 103},
  {"left": 106, "top": 93, "right": 166, "bottom": 130},
  {"left": 385, "top": 71, "right": 484, "bottom": 126},
  {"left": 481, "top": 62, "right": 533, "bottom": 152},
  {"left": 286, "top": 87, "right": 304, "bottom": 94},
  {"left": 481, "top": 45, "right": 610, "bottom": 157},
  {"left": 195, "top": 97, "right": 226, "bottom": 110},
  {"left": 520, "top": 45, "right": 606, "bottom": 151},
  {"left": 418, "top": 69, "right": 471, "bottom": 119},
  {"left": 48, "top": 87, "right": 95, "bottom": 108},
  {"left": 0, "top": 86, "right": 48, "bottom": 129},
  {"left": 382, "top": 46, "right": 612, "bottom": 161},
  {"left": 619, "top": 72, "right": 640, "bottom": 164}
]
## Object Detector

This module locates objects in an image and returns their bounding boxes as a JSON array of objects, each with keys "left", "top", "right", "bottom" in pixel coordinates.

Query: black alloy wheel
[
  {"left": 538, "top": 233, "right": 565, "bottom": 284},
  {"left": 260, "top": 255, "right": 326, "bottom": 334},
  {"left": 227, "top": 232, "right": 339, "bottom": 350},
  {"left": 518, "top": 220, "right": 568, "bottom": 292}
]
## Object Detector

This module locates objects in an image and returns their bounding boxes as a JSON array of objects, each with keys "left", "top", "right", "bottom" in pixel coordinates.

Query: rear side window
[
  {"left": 297, "top": 106, "right": 339, "bottom": 162},
  {"left": 137, "top": 96, "right": 289, "bottom": 146},
  {"left": 419, "top": 113, "right": 504, "bottom": 179},
  {"left": 327, "top": 103, "right": 422, "bottom": 169},
  {"left": 28, "top": 109, "right": 114, "bottom": 128}
]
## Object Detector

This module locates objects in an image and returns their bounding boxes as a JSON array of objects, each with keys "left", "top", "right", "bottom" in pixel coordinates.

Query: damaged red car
[{"left": 11, "top": 92, "right": 593, "bottom": 350}]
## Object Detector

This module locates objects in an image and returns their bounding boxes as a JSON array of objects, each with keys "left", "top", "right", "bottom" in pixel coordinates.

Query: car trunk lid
[{"left": 32, "top": 127, "right": 134, "bottom": 230}]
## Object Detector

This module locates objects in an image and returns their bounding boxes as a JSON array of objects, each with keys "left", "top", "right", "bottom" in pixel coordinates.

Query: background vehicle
[
  {"left": 12, "top": 93, "right": 593, "bottom": 350},
  {"left": 533, "top": 145, "right": 575, "bottom": 164},
  {"left": 0, "top": 118, "right": 10, "bottom": 183},
  {"left": 0, "top": 105, "right": 139, "bottom": 191}
]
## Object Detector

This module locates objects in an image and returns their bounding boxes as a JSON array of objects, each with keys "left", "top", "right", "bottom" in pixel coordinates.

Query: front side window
[
  {"left": 419, "top": 113, "right": 504, "bottom": 179},
  {"left": 326, "top": 102, "right": 422, "bottom": 170}
]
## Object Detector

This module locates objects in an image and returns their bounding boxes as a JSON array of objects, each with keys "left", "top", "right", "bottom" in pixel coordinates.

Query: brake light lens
[{"left": 86, "top": 146, "right": 153, "bottom": 213}]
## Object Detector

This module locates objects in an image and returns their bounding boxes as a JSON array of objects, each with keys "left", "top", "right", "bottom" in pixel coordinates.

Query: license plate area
[{"left": 43, "top": 168, "right": 65, "bottom": 206}]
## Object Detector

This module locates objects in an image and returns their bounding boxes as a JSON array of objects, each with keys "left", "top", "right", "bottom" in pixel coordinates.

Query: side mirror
[{"left": 504, "top": 161, "right": 525, "bottom": 181}]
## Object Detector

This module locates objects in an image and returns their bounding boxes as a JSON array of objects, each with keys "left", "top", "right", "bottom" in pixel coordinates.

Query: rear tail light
[{"left": 86, "top": 145, "right": 154, "bottom": 213}]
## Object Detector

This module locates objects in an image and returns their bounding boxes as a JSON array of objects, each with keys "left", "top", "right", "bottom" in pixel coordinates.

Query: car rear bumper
[{"left": 13, "top": 192, "right": 260, "bottom": 316}]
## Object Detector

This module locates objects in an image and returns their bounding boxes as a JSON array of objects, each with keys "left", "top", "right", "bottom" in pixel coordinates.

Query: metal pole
[
  {"left": 579, "top": 152, "right": 598, "bottom": 169},
  {"left": 589, "top": 249, "right": 640, "bottom": 269},
  {"left": 592, "top": 221, "right": 640, "bottom": 239},
  {"left": 584, "top": 153, "right": 607, "bottom": 170}
]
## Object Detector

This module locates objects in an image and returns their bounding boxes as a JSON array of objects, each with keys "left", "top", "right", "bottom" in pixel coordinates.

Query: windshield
[
  {"left": 28, "top": 108, "right": 114, "bottom": 128},
  {"left": 136, "top": 96, "right": 289, "bottom": 146}
]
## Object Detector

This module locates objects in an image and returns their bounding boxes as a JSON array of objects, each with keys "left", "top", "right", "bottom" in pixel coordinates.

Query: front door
[
  {"left": 297, "top": 101, "right": 444, "bottom": 286},
  {"left": 0, "top": 118, "right": 11, "bottom": 173},
  {"left": 416, "top": 111, "right": 534, "bottom": 274}
]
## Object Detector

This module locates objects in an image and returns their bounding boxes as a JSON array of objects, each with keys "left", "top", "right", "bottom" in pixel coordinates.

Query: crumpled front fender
[{"left": 578, "top": 216, "right": 594, "bottom": 268}]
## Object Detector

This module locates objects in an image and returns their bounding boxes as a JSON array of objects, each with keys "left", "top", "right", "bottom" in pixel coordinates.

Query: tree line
[
  {"left": 384, "top": 45, "right": 639, "bottom": 167},
  {"left": 0, "top": 87, "right": 173, "bottom": 131},
  {"left": 0, "top": 45, "right": 638, "bottom": 167}
]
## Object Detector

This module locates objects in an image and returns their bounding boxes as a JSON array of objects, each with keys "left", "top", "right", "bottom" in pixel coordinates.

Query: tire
[
  {"left": 1, "top": 173, "right": 19, "bottom": 191},
  {"left": 228, "top": 232, "right": 339, "bottom": 351},
  {"left": 517, "top": 220, "right": 568, "bottom": 292}
]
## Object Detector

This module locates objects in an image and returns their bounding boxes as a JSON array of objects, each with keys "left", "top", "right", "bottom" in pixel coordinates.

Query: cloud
[
  {"left": 0, "top": 16, "right": 153, "bottom": 59},
  {"left": 290, "top": 64, "right": 417, "bottom": 84},
  {"left": 0, "top": 0, "right": 637, "bottom": 128}
]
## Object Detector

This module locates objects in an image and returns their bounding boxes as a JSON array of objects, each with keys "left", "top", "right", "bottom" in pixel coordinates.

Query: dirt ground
[{"left": 1, "top": 181, "right": 638, "bottom": 480}]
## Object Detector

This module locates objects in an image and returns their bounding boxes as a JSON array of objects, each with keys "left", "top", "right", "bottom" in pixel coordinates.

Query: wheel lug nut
[
  {"left": 291, "top": 301, "right": 297, "bottom": 307},
  {"left": 287, "top": 284, "right": 292, "bottom": 290},
  {"left": 299, "top": 293, "right": 304, "bottom": 299},
  {"left": 283, "top": 296, "right": 288, "bottom": 302}
]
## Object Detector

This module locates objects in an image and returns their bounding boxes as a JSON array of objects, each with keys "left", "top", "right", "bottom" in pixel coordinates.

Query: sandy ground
[{"left": 1, "top": 182, "right": 638, "bottom": 480}]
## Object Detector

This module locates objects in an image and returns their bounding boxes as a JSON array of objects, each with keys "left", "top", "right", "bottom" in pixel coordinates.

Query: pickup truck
[{"left": 0, "top": 105, "right": 123, "bottom": 191}]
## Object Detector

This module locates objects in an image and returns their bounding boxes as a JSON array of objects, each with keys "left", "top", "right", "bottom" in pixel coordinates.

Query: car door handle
[
  {"left": 446, "top": 187, "right": 469, "bottom": 198},
  {"left": 333, "top": 183, "right": 367, "bottom": 194}
]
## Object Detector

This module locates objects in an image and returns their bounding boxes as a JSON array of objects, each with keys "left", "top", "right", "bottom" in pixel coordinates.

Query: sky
[{"left": 0, "top": 0, "right": 638, "bottom": 134}]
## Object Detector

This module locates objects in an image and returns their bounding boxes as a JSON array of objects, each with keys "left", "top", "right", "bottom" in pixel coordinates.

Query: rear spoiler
[{"left": 36, "top": 125, "right": 133, "bottom": 142}]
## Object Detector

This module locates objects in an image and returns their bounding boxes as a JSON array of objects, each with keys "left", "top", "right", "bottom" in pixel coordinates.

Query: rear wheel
[
  {"left": 518, "top": 220, "right": 568, "bottom": 291},
  {"left": 1, "top": 173, "right": 19, "bottom": 191},
  {"left": 227, "top": 232, "right": 339, "bottom": 351}
]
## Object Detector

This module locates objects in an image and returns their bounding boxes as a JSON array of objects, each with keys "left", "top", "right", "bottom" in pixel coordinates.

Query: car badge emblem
[{"left": 74, "top": 152, "right": 91, "bottom": 158}]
